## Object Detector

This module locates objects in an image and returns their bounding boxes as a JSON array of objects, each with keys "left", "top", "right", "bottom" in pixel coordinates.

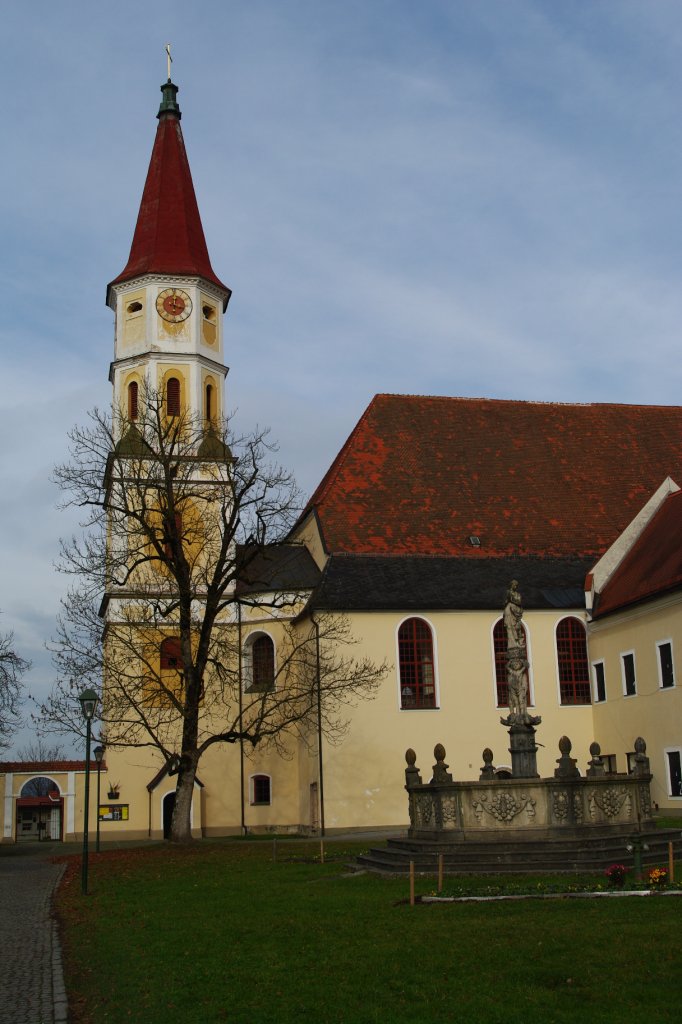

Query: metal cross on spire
[{"left": 165, "top": 43, "right": 173, "bottom": 81}]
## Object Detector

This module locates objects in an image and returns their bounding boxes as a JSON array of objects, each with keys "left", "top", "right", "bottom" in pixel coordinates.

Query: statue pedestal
[{"left": 503, "top": 716, "right": 541, "bottom": 778}]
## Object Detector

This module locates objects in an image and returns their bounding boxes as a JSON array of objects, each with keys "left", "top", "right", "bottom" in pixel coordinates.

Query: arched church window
[
  {"left": 244, "top": 634, "right": 275, "bottom": 693},
  {"left": 556, "top": 617, "right": 591, "bottom": 705},
  {"left": 398, "top": 618, "right": 436, "bottom": 709},
  {"left": 166, "top": 377, "right": 181, "bottom": 417},
  {"left": 160, "top": 636, "right": 182, "bottom": 672},
  {"left": 127, "top": 381, "right": 139, "bottom": 420},
  {"left": 250, "top": 774, "right": 271, "bottom": 805},
  {"left": 206, "top": 383, "right": 213, "bottom": 423},
  {"left": 493, "top": 619, "right": 530, "bottom": 707}
]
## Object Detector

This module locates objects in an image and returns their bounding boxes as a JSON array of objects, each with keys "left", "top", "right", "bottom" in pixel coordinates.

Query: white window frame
[
  {"left": 620, "top": 650, "right": 637, "bottom": 697},
  {"left": 656, "top": 639, "right": 675, "bottom": 690},
  {"left": 489, "top": 618, "right": 535, "bottom": 709},
  {"left": 663, "top": 747, "right": 682, "bottom": 798},
  {"left": 591, "top": 660, "right": 606, "bottom": 703},
  {"left": 242, "top": 630, "right": 276, "bottom": 694},
  {"left": 395, "top": 615, "right": 440, "bottom": 711},
  {"left": 249, "top": 773, "right": 272, "bottom": 806}
]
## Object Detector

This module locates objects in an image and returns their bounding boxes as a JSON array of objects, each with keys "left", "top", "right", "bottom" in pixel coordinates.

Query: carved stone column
[{"left": 507, "top": 720, "right": 540, "bottom": 778}]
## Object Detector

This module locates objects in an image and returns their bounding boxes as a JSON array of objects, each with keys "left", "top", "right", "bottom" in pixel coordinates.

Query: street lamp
[
  {"left": 94, "top": 744, "right": 105, "bottom": 853},
  {"left": 79, "top": 687, "right": 98, "bottom": 895}
]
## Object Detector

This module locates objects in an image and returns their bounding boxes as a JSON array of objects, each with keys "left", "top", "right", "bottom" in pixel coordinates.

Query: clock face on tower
[{"left": 156, "top": 288, "right": 193, "bottom": 323}]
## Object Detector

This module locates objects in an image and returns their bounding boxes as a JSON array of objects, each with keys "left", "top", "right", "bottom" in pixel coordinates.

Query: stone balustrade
[{"left": 405, "top": 737, "right": 653, "bottom": 841}]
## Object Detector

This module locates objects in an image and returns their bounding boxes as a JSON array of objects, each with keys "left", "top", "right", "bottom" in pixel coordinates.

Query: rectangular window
[
  {"left": 621, "top": 652, "right": 636, "bottom": 696},
  {"left": 592, "top": 661, "right": 606, "bottom": 703},
  {"left": 657, "top": 641, "right": 675, "bottom": 689},
  {"left": 666, "top": 749, "right": 682, "bottom": 797},
  {"left": 601, "top": 754, "right": 617, "bottom": 773}
]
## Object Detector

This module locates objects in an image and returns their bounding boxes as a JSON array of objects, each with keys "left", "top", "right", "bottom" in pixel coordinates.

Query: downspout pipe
[
  {"left": 310, "top": 613, "right": 325, "bottom": 837},
  {"left": 238, "top": 600, "right": 246, "bottom": 835}
]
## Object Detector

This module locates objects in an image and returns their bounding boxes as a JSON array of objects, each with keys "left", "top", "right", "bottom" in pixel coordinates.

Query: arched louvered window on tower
[
  {"left": 205, "top": 383, "right": 213, "bottom": 423},
  {"left": 162, "top": 511, "right": 183, "bottom": 560},
  {"left": 166, "top": 377, "right": 181, "bottom": 417},
  {"left": 158, "top": 636, "right": 184, "bottom": 700},
  {"left": 493, "top": 619, "right": 531, "bottom": 708},
  {"left": 160, "top": 636, "right": 182, "bottom": 672},
  {"left": 127, "top": 380, "right": 139, "bottom": 420},
  {"left": 556, "top": 617, "right": 591, "bottom": 705},
  {"left": 398, "top": 617, "right": 437, "bottom": 709}
]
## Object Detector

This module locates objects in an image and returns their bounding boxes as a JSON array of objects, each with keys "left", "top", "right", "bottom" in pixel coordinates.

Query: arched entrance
[
  {"left": 162, "top": 791, "right": 176, "bottom": 839},
  {"left": 16, "top": 777, "right": 63, "bottom": 841}
]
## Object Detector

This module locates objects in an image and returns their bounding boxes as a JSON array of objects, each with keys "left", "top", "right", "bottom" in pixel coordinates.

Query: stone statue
[
  {"left": 503, "top": 579, "right": 525, "bottom": 649},
  {"left": 503, "top": 580, "right": 529, "bottom": 720},
  {"left": 499, "top": 579, "right": 542, "bottom": 776}
]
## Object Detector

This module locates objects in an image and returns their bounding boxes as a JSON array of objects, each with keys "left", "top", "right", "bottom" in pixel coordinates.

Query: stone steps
[{"left": 357, "top": 828, "right": 682, "bottom": 875}]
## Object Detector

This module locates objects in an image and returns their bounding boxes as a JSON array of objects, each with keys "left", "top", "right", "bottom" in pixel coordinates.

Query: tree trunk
[{"left": 170, "top": 760, "right": 197, "bottom": 842}]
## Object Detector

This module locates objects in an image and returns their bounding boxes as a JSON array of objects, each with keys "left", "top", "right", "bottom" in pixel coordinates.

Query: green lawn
[{"left": 56, "top": 840, "right": 681, "bottom": 1024}]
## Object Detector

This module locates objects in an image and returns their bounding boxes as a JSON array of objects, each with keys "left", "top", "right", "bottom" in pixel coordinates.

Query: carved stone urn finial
[
  {"left": 404, "top": 748, "right": 422, "bottom": 789},
  {"left": 587, "top": 740, "right": 605, "bottom": 778},
  {"left": 632, "top": 736, "right": 651, "bottom": 777},
  {"left": 555, "top": 735, "right": 580, "bottom": 779},
  {"left": 431, "top": 743, "right": 453, "bottom": 784},
  {"left": 479, "top": 747, "right": 496, "bottom": 781}
]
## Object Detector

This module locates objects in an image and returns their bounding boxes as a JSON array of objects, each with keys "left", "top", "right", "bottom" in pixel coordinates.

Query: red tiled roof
[
  {"left": 0, "top": 760, "right": 104, "bottom": 772},
  {"left": 593, "top": 489, "right": 682, "bottom": 616},
  {"left": 107, "top": 88, "right": 230, "bottom": 305},
  {"left": 302, "top": 395, "right": 682, "bottom": 558}
]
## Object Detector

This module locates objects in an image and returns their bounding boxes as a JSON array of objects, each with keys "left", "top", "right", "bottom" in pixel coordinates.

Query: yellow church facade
[{"left": 2, "top": 78, "right": 682, "bottom": 843}]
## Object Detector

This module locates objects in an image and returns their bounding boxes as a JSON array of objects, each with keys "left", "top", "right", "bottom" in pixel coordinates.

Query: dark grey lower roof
[
  {"left": 308, "top": 554, "right": 591, "bottom": 611},
  {"left": 236, "top": 544, "right": 322, "bottom": 595}
]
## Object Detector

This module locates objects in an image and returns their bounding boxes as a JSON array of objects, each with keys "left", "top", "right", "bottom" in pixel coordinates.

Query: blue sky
[{"left": 2, "top": 1, "right": 682, "bottom": 754}]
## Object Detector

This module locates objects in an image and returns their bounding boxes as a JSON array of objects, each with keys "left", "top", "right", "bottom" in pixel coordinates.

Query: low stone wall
[{"left": 407, "top": 773, "right": 653, "bottom": 841}]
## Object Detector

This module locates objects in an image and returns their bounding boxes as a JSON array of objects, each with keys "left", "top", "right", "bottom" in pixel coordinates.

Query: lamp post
[
  {"left": 94, "top": 744, "right": 105, "bottom": 853},
  {"left": 79, "top": 688, "right": 98, "bottom": 895}
]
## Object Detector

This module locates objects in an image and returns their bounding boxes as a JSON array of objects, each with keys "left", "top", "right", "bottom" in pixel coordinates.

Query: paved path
[
  {"left": 0, "top": 829, "right": 397, "bottom": 1023},
  {"left": 0, "top": 845, "right": 67, "bottom": 1024}
]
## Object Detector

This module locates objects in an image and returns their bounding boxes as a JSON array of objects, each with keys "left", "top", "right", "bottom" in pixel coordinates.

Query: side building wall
[{"left": 588, "top": 592, "right": 682, "bottom": 812}]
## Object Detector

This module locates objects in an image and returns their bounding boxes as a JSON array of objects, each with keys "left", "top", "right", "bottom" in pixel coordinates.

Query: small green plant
[{"left": 605, "top": 863, "right": 628, "bottom": 888}]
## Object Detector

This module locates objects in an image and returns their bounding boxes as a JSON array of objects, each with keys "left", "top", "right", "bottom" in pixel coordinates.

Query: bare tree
[
  {"left": 16, "top": 738, "right": 66, "bottom": 762},
  {"left": 0, "top": 623, "right": 29, "bottom": 751},
  {"left": 41, "top": 393, "right": 385, "bottom": 841}
]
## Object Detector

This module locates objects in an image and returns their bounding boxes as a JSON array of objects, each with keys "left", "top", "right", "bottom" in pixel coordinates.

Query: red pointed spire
[{"left": 107, "top": 81, "right": 231, "bottom": 308}]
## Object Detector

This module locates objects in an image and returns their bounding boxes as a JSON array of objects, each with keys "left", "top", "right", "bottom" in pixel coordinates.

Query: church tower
[
  {"left": 99, "top": 78, "right": 238, "bottom": 842},
  {"left": 106, "top": 79, "right": 231, "bottom": 432}
]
